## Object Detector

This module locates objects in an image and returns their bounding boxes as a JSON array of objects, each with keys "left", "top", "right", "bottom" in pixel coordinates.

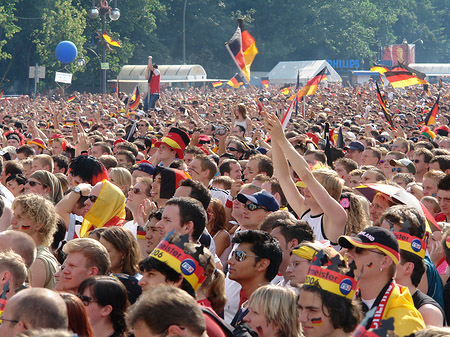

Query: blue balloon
[{"left": 55, "top": 41, "right": 78, "bottom": 63}]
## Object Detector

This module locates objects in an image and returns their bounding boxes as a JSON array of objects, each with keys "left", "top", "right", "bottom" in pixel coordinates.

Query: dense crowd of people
[{"left": 3, "top": 70, "right": 450, "bottom": 337}]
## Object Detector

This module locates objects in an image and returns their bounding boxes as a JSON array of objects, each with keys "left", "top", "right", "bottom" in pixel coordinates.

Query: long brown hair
[{"left": 206, "top": 198, "right": 226, "bottom": 237}]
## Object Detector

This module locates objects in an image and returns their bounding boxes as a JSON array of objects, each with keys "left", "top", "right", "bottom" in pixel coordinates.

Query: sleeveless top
[
  {"left": 412, "top": 289, "right": 446, "bottom": 325},
  {"left": 234, "top": 119, "right": 248, "bottom": 133},
  {"left": 36, "top": 245, "right": 59, "bottom": 289},
  {"left": 300, "top": 209, "right": 341, "bottom": 250}
]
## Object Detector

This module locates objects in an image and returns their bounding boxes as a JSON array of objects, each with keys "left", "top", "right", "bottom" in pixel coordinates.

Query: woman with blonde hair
[
  {"left": 244, "top": 285, "right": 301, "bottom": 337},
  {"left": 109, "top": 167, "right": 132, "bottom": 196},
  {"left": 339, "top": 192, "right": 370, "bottom": 235}
]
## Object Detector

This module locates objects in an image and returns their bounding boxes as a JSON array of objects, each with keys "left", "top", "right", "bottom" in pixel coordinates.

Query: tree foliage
[{"left": 2, "top": 0, "right": 450, "bottom": 93}]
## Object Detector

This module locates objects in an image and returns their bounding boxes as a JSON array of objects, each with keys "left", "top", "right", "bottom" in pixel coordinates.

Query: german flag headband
[
  {"left": 150, "top": 231, "right": 206, "bottom": 291},
  {"left": 305, "top": 249, "right": 358, "bottom": 300},
  {"left": 392, "top": 219, "right": 427, "bottom": 259}
]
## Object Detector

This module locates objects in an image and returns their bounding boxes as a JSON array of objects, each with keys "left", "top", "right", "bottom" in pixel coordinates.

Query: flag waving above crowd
[{"left": 225, "top": 19, "right": 258, "bottom": 82}]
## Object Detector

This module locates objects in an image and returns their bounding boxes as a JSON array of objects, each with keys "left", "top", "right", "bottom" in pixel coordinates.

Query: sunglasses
[
  {"left": 87, "top": 195, "right": 98, "bottom": 203},
  {"left": 231, "top": 250, "right": 260, "bottom": 262},
  {"left": 227, "top": 147, "right": 238, "bottom": 152},
  {"left": 242, "top": 202, "right": 268, "bottom": 211},
  {"left": 77, "top": 295, "right": 98, "bottom": 306},
  {"left": 392, "top": 167, "right": 403, "bottom": 173},
  {"left": 138, "top": 124, "right": 147, "bottom": 127},
  {"left": 131, "top": 187, "right": 143, "bottom": 194},
  {"left": 26, "top": 180, "right": 44, "bottom": 187},
  {"left": 354, "top": 247, "right": 385, "bottom": 256}
]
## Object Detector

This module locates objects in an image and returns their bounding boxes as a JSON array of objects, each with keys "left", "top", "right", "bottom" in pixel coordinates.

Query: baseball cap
[
  {"left": 338, "top": 226, "right": 400, "bottom": 264},
  {"left": 344, "top": 141, "right": 365, "bottom": 152},
  {"left": 237, "top": 190, "right": 280, "bottom": 212},
  {"left": 389, "top": 158, "right": 416, "bottom": 174},
  {"left": 133, "top": 162, "right": 155, "bottom": 176}
]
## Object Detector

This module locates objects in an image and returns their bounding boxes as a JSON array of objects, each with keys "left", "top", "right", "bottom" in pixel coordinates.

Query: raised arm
[{"left": 265, "top": 112, "right": 347, "bottom": 242}]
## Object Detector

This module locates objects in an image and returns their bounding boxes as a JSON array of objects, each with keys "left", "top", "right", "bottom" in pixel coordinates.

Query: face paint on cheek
[
  {"left": 21, "top": 225, "right": 31, "bottom": 230},
  {"left": 311, "top": 317, "right": 323, "bottom": 326},
  {"left": 256, "top": 326, "right": 263, "bottom": 334},
  {"left": 367, "top": 262, "right": 373, "bottom": 268}
]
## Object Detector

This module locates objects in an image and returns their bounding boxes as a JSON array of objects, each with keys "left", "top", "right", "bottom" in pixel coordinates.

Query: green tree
[
  {"left": 32, "top": 0, "right": 86, "bottom": 83},
  {"left": 0, "top": 0, "right": 21, "bottom": 60}
]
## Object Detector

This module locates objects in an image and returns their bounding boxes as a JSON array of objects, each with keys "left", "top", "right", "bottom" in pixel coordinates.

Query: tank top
[
  {"left": 300, "top": 209, "right": 341, "bottom": 250},
  {"left": 36, "top": 245, "right": 59, "bottom": 289}
]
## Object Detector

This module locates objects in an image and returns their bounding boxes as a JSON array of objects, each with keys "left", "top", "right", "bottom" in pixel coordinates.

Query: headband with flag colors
[
  {"left": 226, "top": 20, "right": 258, "bottom": 82},
  {"left": 304, "top": 249, "right": 358, "bottom": 300},
  {"left": 423, "top": 93, "right": 440, "bottom": 126},
  {"left": 150, "top": 230, "right": 207, "bottom": 291},
  {"left": 227, "top": 74, "right": 244, "bottom": 88},
  {"left": 376, "top": 82, "right": 395, "bottom": 130},
  {"left": 103, "top": 32, "right": 121, "bottom": 47},
  {"left": 392, "top": 219, "right": 427, "bottom": 259},
  {"left": 129, "top": 86, "right": 140, "bottom": 110},
  {"left": 384, "top": 63, "right": 428, "bottom": 88}
]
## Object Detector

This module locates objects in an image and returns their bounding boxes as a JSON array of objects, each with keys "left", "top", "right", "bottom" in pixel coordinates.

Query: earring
[{"left": 380, "top": 268, "right": 383, "bottom": 272}]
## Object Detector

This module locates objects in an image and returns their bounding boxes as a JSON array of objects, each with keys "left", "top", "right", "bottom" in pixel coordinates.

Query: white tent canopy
[
  {"left": 114, "top": 64, "right": 210, "bottom": 93},
  {"left": 409, "top": 63, "right": 450, "bottom": 77},
  {"left": 267, "top": 60, "right": 342, "bottom": 84}
]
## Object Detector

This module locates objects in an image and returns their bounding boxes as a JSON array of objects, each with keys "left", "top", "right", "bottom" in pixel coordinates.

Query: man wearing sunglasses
[
  {"left": 339, "top": 226, "right": 425, "bottom": 336},
  {"left": 412, "top": 148, "right": 432, "bottom": 183},
  {"left": 228, "top": 230, "right": 282, "bottom": 327},
  {"left": 235, "top": 190, "right": 279, "bottom": 231}
]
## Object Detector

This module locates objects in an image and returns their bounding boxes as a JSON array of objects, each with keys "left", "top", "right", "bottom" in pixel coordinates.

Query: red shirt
[{"left": 149, "top": 68, "right": 160, "bottom": 94}]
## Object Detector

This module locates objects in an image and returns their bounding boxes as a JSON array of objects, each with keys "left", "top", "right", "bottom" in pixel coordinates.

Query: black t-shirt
[{"left": 412, "top": 289, "right": 446, "bottom": 326}]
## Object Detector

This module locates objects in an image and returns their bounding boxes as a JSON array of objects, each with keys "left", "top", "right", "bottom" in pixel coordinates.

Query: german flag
[
  {"left": 281, "top": 86, "right": 291, "bottom": 95},
  {"left": 226, "top": 20, "right": 258, "bottom": 81},
  {"left": 261, "top": 80, "right": 269, "bottom": 88},
  {"left": 227, "top": 74, "right": 244, "bottom": 88},
  {"left": 424, "top": 94, "right": 440, "bottom": 126},
  {"left": 384, "top": 63, "right": 428, "bottom": 88},
  {"left": 376, "top": 82, "right": 395, "bottom": 129},
  {"left": 212, "top": 82, "right": 223, "bottom": 88},
  {"left": 129, "top": 86, "right": 140, "bottom": 110},
  {"left": 371, "top": 64, "right": 389, "bottom": 74},
  {"left": 290, "top": 67, "right": 327, "bottom": 100},
  {"left": 103, "top": 32, "right": 121, "bottom": 47},
  {"left": 68, "top": 95, "right": 75, "bottom": 102}
]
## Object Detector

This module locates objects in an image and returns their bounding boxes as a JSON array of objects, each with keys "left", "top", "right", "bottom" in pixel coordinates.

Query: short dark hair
[
  {"left": 165, "top": 197, "right": 207, "bottom": 241},
  {"left": 4, "top": 161, "right": 23, "bottom": 177},
  {"left": 52, "top": 154, "right": 69, "bottom": 174},
  {"left": 178, "top": 179, "right": 211, "bottom": 210},
  {"left": 92, "top": 142, "right": 112, "bottom": 155},
  {"left": 116, "top": 142, "right": 139, "bottom": 157},
  {"left": 431, "top": 155, "right": 450, "bottom": 172},
  {"left": 272, "top": 219, "right": 315, "bottom": 243},
  {"left": 16, "top": 145, "right": 35, "bottom": 157},
  {"left": 232, "top": 230, "right": 282, "bottom": 282},
  {"left": 400, "top": 250, "right": 425, "bottom": 287},
  {"left": 300, "top": 285, "right": 362, "bottom": 333},
  {"left": 414, "top": 148, "right": 433, "bottom": 163},
  {"left": 438, "top": 174, "right": 450, "bottom": 192},
  {"left": 219, "top": 159, "right": 239, "bottom": 176}
]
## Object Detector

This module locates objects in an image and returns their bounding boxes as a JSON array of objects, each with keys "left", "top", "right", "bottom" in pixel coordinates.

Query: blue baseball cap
[{"left": 237, "top": 190, "right": 280, "bottom": 212}]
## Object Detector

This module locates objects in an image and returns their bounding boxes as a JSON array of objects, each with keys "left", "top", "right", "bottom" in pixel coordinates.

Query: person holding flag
[{"left": 144, "top": 55, "right": 161, "bottom": 111}]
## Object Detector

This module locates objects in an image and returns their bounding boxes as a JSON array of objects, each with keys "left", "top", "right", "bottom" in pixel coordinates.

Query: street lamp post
[
  {"left": 87, "top": 0, "right": 120, "bottom": 94},
  {"left": 183, "top": 0, "right": 187, "bottom": 65}
]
